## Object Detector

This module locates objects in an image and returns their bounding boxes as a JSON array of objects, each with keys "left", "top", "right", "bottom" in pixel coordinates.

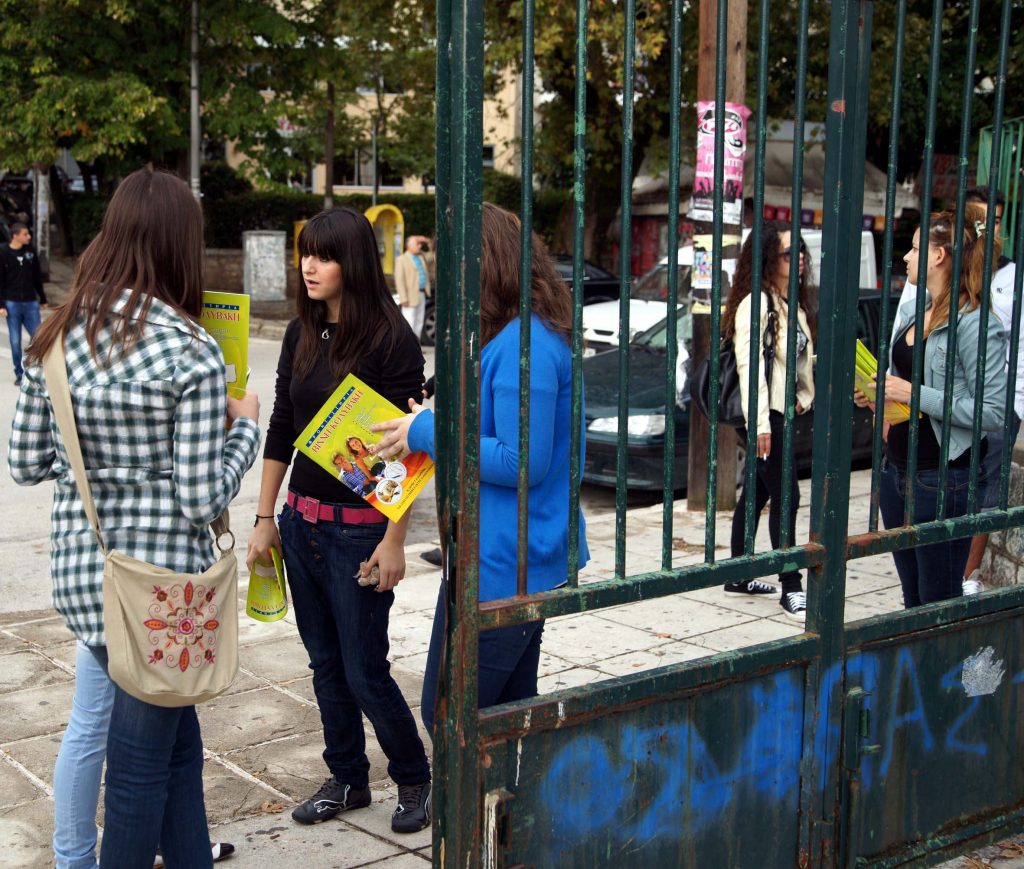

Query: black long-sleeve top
[
  {"left": 264, "top": 318, "right": 425, "bottom": 505},
  {"left": 0, "top": 244, "right": 47, "bottom": 307}
]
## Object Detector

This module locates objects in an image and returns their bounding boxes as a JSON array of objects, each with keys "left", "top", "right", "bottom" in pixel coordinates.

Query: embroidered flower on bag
[{"left": 143, "top": 580, "right": 221, "bottom": 670}]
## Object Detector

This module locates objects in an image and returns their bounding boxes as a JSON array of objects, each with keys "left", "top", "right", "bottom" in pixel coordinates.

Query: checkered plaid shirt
[{"left": 8, "top": 293, "right": 260, "bottom": 647}]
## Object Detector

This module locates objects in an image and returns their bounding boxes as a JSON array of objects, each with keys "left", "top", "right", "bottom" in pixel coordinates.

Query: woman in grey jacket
[{"left": 869, "top": 205, "right": 1007, "bottom": 607}]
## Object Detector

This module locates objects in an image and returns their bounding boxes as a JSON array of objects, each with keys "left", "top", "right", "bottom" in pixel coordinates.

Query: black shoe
[
  {"left": 780, "top": 591, "right": 807, "bottom": 619},
  {"left": 420, "top": 547, "right": 443, "bottom": 567},
  {"left": 14, "top": 376, "right": 21, "bottom": 387},
  {"left": 154, "top": 842, "right": 235, "bottom": 867},
  {"left": 291, "top": 776, "right": 371, "bottom": 824},
  {"left": 392, "top": 781, "right": 431, "bottom": 833},
  {"left": 723, "top": 579, "right": 778, "bottom": 595}
]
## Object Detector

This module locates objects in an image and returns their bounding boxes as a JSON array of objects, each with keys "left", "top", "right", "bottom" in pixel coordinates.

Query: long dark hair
[
  {"left": 27, "top": 168, "right": 204, "bottom": 364},
  {"left": 293, "top": 208, "right": 407, "bottom": 381},
  {"left": 920, "top": 203, "right": 1001, "bottom": 340},
  {"left": 479, "top": 202, "right": 573, "bottom": 346},
  {"left": 722, "top": 222, "right": 817, "bottom": 343}
]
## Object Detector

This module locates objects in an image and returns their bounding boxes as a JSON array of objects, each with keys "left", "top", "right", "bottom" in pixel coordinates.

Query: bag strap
[
  {"left": 42, "top": 340, "right": 108, "bottom": 554},
  {"left": 41, "top": 341, "right": 234, "bottom": 556}
]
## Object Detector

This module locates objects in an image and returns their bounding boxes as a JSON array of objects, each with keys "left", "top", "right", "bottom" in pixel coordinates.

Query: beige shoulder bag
[{"left": 43, "top": 341, "right": 239, "bottom": 707}]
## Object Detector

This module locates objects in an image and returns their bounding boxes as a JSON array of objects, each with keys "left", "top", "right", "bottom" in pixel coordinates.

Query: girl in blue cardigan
[{"left": 372, "top": 202, "right": 589, "bottom": 731}]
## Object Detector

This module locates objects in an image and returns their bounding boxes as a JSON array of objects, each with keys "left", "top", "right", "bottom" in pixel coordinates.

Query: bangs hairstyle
[
  {"left": 920, "top": 203, "right": 1002, "bottom": 339},
  {"left": 293, "top": 208, "right": 407, "bottom": 381},
  {"left": 722, "top": 221, "right": 816, "bottom": 343},
  {"left": 479, "top": 202, "right": 572, "bottom": 346},
  {"left": 28, "top": 168, "right": 204, "bottom": 365}
]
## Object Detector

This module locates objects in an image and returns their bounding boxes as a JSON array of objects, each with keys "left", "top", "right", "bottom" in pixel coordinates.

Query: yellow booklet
[
  {"left": 201, "top": 292, "right": 250, "bottom": 398},
  {"left": 293, "top": 374, "right": 435, "bottom": 521},
  {"left": 854, "top": 339, "right": 911, "bottom": 423}
]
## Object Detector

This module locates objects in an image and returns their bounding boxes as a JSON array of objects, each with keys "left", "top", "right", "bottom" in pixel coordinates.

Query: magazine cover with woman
[{"left": 293, "top": 373, "right": 434, "bottom": 520}]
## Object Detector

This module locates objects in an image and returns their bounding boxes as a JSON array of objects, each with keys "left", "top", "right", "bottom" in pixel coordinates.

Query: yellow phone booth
[{"left": 364, "top": 204, "right": 404, "bottom": 276}]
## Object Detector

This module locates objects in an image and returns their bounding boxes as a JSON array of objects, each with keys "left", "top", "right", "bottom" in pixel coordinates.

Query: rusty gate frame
[{"left": 431, "top": 1, "right": 1024, "bottom": 866}]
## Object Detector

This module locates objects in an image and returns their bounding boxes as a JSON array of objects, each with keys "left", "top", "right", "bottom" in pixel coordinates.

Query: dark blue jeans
[
  {"left": 421, "top": 584, "right": 545, "bottom": 735},
  {"left": 86, "top": 647, "right": 211, "bottom": 869},
  {"left": 278, "top": 502, "right": 430, "bottom": 788},
  {"left": 5, "top": 299, "right": 41, "bottom": 379},
  {"left": 878, "top": 461, "right": 970, "bottom": 608}
]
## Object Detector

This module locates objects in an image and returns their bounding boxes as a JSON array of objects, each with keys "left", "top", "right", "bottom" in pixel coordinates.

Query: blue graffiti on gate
[
  {"left": 539, "top": 670, "right": 803, "bottom": 845},
  {"left": 539, "top": 647, "right": 1022, "bottom": 847}
]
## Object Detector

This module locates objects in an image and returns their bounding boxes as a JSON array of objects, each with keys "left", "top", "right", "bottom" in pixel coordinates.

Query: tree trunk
[
  {"left": 48, "top": 166, "right": 74, "bottom": 257},
  {"left": 324, "top": 81, "right": 335, "bottom": 210}
]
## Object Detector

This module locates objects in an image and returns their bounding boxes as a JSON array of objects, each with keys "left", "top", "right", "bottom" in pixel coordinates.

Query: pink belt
[{"left": 286, "top": 491, "right": 388, "bottom": 525}]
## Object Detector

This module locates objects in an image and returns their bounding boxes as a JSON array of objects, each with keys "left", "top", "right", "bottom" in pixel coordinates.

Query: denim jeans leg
[
  {"left": 53, "top": 642, "right": 115, "bottom": 869},
  {"left": 911, "top": 468, "right": 969, "bottom": 604},
  {"left": 100, "top": 687, "right": 210, "bottom": 869},
  {"left": 879, "top": 463, "right": 922, "bottom": 608},
  {"left": 6, "top": 301, "right": 24, "bottom": 378},
  {"left": 421, "top": 583, "right": 544, "bottom": 733},
  {"left": 280, "top": 506, "right": 429, "bottom": 788}
]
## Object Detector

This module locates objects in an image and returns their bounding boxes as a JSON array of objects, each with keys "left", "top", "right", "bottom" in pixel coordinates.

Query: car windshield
[
  {"left": 632, "top": 264, "right": 691, "bottom": 302},
  {"left": 634, "top": 303, "right": 692, "bottom": 350}
]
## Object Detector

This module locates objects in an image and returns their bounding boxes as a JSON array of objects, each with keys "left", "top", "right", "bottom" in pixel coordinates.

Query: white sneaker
[
  {"left": 780, "top": 591, "right": 807, "bottom": 619},
  {"left": 962, "top": 570, "right": 984, "bottom": 596}
]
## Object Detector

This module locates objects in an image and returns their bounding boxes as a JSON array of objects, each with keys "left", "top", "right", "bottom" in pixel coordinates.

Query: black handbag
[{"left": 691, "top": 309, "right": 776, "bottom": 428}]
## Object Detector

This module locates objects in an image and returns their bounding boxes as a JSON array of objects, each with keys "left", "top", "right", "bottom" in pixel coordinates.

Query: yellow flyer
[
  {"left": 201, "top": 291, "right": 250, "bottom": 398},
  {"left": 293, "top": 374, "right": 435, "bottom": 521},
  {"left": 854, "top": 339, "right": 911, "bottom": 423}
]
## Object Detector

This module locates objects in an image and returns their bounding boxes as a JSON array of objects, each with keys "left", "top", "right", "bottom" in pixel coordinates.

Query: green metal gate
[{"left": 431, "top": 1, "right": 1024, "bottom": 865}]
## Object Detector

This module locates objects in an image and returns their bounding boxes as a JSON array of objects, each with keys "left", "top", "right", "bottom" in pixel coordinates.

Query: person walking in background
[
  {"left": 8, "top": 169, "right": 259, "bottom": 868},
  {"left": 370, "top": 202, "right": 590, "bottom": 734},
  {"left": 866, "top": 206, "right": 1007, "bottom": 608},
  {"left": 721, "top": 223, "right": 816, "bottom": 619},
  {"left": 1, "top": 221, "right": 48, "bottom": 386},
  {"left": 395, "top": 235, "right": 431, "bottom": 341},
  {"left": 246, "top": 207, "right": 433, "bottom": 835}
]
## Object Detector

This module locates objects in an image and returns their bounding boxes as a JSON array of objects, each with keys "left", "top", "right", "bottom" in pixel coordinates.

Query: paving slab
[
  {"left": 0, "top": 798, "right": 55, "bottom": 869},
  {"left": 0, "top": 649, "right": 75, "bottom": 695},
  {"left": 0, "top": 759, "right": 46, "bottom": 808},
  {"left": 203, "top": 756, "right": 290, "bottom": 825},
  {"left": 198, "top": 688, "right": 323, "bottom": 755},
  {"left": 593, "top": 640, "right": 712, "bottom": 677},
  {"left": 2, "top": 681, "right": 76, "bottom": 743},
  {"left": 2, "top": 732, "right": 62, "bottom": 787},
  {"left": 239, "top": 635, "right": 316, "bottom": 683},
  {"left": 595, "top": 594, "right": 758, "bottom": 641},
  {"left": 4, "top": 617, "right": 76, "bottom": 648}
]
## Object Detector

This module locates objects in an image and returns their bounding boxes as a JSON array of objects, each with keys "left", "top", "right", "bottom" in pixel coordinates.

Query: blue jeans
[
  {"left": 86, "top": 647, "right": 212, "bottom": 869},
  {"left": 979, "top": 414, "right": 1022, "bottom": 508},
  {"left": 53, "top": 642, "right": 115, "bottom": 869},
  {"left": 5, "top": 299, "right": 41, "bottom": 379},
  {"left": 421, "top": 584, "right": 545, "bottom": 734},
  {"left": 879, "top": 461, "right": 971, "bottom": 608},
  {"left": 278, "top": 502, "right": 430, "bottom": 788}
]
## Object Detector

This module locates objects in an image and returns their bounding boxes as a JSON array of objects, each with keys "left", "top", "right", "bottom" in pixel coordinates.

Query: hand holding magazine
[
  {"left": 854, "top": 339, "right": 911, "bottom": 423},
  {"left": 201, "top": 291, "right": 250, "bottom": 399},
  {"left": 294, "top": 374, "right": 435, "bottom": 521}
]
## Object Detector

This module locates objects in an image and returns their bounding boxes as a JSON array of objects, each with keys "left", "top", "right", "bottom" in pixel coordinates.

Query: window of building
[
  {"left": 333, "top": 149, "right": 404, "bottom": 188},
  {"left": 482, "top": 144, "right": 496, "bottom": 168}
]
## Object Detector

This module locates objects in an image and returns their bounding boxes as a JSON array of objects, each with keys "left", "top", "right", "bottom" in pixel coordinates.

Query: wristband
[{"left": 254, "top": 514, "right": 274, "bottom": 527}]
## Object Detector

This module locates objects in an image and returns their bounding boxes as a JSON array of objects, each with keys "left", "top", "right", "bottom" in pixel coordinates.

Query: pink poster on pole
[{"left": 690, "top": 101, "right": 751, "bottom": 224}]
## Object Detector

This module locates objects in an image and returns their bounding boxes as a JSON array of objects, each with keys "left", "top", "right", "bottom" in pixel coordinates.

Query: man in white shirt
[{"left": 894, "top": 188, "right": 1020, "bottom": 594}]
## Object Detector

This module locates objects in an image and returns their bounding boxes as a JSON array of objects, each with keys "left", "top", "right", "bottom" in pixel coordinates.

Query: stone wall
[{"left": 980, "top": 444, "right": 1024, "bottom": 587}]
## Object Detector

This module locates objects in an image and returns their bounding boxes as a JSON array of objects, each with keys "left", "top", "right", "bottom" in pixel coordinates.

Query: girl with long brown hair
[
  {"left": 9, "top": 168, "right": 259, "bottom": 867},
  {"left": 868, "top": 204, "right": 1007, "bottom": 607},
  {"left": 724, "top": 223, "right": 816, "bottom": 619},
  {"left": 245, "top": 207, "right": 432, "bottom": 834},
  {"left": 370, "top": 202, "right": 590, "bottom": 733}
]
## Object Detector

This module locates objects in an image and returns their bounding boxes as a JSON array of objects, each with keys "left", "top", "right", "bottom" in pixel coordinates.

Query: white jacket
[{"left": 734, "top": 292, "right": 815, "bottom": 435}]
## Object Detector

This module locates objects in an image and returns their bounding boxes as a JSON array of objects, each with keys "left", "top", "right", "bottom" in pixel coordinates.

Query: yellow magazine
[
  {"left": 854, "top": 339, "right": 911, "bottom": 423},
  {"left": 293, "top": 374, "right": 435, "bottom": 522},
  {"left": 201, "top": 291, "right": 249, "bottom": 398}
]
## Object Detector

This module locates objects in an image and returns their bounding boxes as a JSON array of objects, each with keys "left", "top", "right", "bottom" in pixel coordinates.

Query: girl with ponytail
[{"left": 864, "top": 203, "right": 1008, "bottom": 607}]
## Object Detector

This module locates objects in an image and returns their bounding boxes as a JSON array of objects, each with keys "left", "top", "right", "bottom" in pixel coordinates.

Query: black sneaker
[
  {"left": 291, "top": 776, "right": 371, "bottom": 824},
  {"left": 723, "top": 579, "right": 778, "bottom": 595},
  {"left": 780, "top": 591, "right": 807, "bottom": 619},
  {"left": 14, "top": 376, "right": 22, "bottom": 387},
  {"left": 421, "top": 547, "right": 443, "bottom": 567},
  {"left": 392, "top": 781, "right": 431, "bottom": 833}
]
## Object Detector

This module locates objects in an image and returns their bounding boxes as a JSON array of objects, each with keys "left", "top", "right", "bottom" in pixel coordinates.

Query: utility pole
[
  {"left": 324, "top": 81, "right": 335, "bottom": 210},
  {"left": 686, "top": 0, "right": 747, "bottom": 513},
  {"left": 189, "top": 0, "right": 201, "bottom": 201}
]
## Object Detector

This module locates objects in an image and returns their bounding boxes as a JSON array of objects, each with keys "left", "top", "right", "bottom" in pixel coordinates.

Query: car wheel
[{"left": 421, "top": 303, "right": 436, "bottom": 347}]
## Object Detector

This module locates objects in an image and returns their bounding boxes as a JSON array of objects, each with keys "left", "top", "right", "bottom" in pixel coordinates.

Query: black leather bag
[{"left": 690, "top": 310, "right": 776, "bottom": 428}]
